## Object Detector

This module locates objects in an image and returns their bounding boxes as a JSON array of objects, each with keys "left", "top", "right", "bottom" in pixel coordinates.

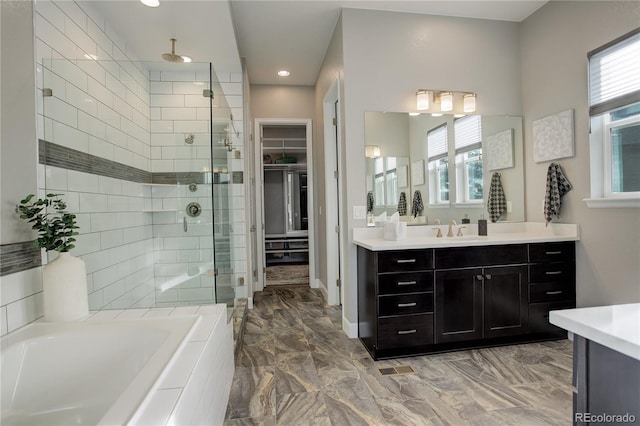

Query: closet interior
[{"left": 262, "top": 125, "right": 309, "bottom": 286}]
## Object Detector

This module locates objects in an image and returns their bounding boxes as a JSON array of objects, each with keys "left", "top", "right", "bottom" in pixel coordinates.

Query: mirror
[{"left": 364, "top": 112, "right": 524, "bottom": 225}]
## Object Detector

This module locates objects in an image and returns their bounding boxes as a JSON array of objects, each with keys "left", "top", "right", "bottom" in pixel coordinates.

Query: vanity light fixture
[
  {"left": 278, "top": 70, "right": 290, "bottom": 77},
  {"left": 140, "top": 0, "right": 160, "bottom": 7},
  {"left": 431, "top": 113, "right": 443, "bottom": 117},
  {"left": 365, "top": 145, "right": 381, "bottom": 158},
  {"left": 414, "top": 89, "right": 478, "bottom": 114},
  {"left": 463, "top": 93, "right": 477, "bottom": 113},
  {"left": 408, "top": 112, "right": 421, "bottom": 116},
  {"left": 440, "top": 92, "right": 453, "bottom": 112},
  {"left": 416, "top": 90, "right": 430, "bottom": 110}
]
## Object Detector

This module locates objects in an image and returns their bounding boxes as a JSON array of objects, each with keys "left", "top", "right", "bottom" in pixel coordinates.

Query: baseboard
[
  {"left": 310, "top": 277, "right": 320, "bottom": 289},
  {"left": 315, "top": 278, "right": 328, "bottom": 299},
  {"left": 342, "top": 315, "right": 358, "bottom": 339}
]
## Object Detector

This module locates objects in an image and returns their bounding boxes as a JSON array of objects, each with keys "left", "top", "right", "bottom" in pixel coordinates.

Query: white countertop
[
  {"left": 353, "top": 222, "right": 579, "bottom": 251},
  {"left": 550, "top": 303, "right": 640, "bottom": 361}
]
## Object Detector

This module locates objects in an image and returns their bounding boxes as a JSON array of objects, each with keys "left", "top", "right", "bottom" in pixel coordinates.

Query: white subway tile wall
[{"left": 2, "top": 0, "right": 246, "bottom": 335}]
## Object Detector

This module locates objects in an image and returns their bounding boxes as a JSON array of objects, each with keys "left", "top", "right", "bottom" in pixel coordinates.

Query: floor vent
[{"left": 378, "top": 365, "right": 415, "bottom": 376}]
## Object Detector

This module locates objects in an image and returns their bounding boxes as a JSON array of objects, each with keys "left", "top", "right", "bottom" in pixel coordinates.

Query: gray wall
[
  {"left": 1, "top": 1, "right": 38, "bottom": 244},
  {"left": 520, "top": 1, "right": 640, "bottom": 306},
  {"left": 250, "top": 84, "right": 315, "bottom": 119},
  {"left": 314, "top": 15, "right": 344, "bottom": 302},
  {"left": 339, "top": 9, "right": 523, "bottom": 326}
]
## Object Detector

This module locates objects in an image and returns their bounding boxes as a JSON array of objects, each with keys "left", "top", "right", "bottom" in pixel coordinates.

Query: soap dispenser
[
  {"left": 478, "top": 214, "right": 488, "bottom": 236},
  {"left": 461, "top": 214, "right": 470, "bottom": 224}
]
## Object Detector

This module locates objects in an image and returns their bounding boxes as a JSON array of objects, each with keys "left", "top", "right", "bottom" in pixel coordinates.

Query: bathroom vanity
[
  {"left": 354, "top": 222, "right": 579, "bottom": 359},
  {"left": 550, "top": 304, "right": 640, "bottom": 424}
]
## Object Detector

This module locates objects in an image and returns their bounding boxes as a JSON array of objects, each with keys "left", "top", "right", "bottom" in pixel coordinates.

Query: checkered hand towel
[
  {"left": 397, "top": 192, "right": 407, "bottom": 216},
  {"left": 411, "top": 190, "right": 424, "bottom": 218},
  {"left": 544, "top": 163, "right": 572, "bottom": 226},
  {"left": 487, "top": 172, "right": 507, "bottom": 223},
  {"left": 367, "top": 191, "right": 374, "bottom": 213}
]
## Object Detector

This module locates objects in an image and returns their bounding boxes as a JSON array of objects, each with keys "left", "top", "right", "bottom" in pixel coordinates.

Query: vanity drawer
[
  {"left": 377, "top": 313, "right": 434, "bottom": 349},
  {"left": 435, "top": 244, "right": 527, "bottom": 269},
  {"left": 529, "top": 262, "right": 575, "bottom": 284},
  {"left": 378, "top": 293, "right": 433, "bottom": 317},
  {"left": 529, "top": 282, "right": 574, "bottom": 303},
  {"left": 529, "top": 301, "right": 574, "bottom": 334},
  {"left": 377, "top": 250, "right": 433, "bottom": 273},
  {"left": 378, "top": 271, "right": 433, "bottom": 295},
  {"left": 529, "top": 242, "right": 575, "bottom": 263}
]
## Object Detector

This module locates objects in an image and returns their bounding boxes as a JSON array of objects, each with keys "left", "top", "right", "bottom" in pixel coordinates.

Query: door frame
[
  {"left": 323, "top": 75, "right": 344, "bottom": 306},
  {"left": 253, "top": 118, "right": 315, "bottom": 291}
]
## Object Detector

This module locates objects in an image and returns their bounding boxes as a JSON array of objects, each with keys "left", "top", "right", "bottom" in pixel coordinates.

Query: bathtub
[{"left": 1, "top": 305, "right": 233, "bottom": 426}]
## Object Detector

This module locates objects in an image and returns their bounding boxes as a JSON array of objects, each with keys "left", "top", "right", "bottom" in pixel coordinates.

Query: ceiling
[{"left": 81, "top": 0, "right": 547, "bottom": 86}]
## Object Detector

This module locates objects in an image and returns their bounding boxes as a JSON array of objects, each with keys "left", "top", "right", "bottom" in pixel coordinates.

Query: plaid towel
[
  {"left": 397, "top": 192, "right": 407, "bottom": 216},
  {"left": 487, "top": 172, "right": 507, "bottom": 223},
  {"left": 411, "top": 190, "right": 423, "bottom": 218},
  {"left": 544, "top": 163, "right": 572, "bottom": 226},
  {"left": 367, "top": 191, "right": 374, "bottom": 213}
]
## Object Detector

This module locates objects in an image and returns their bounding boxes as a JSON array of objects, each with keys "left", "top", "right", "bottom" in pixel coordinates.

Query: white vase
[{"left": 42, "top": 252, "right": 89, "bottom": 321}]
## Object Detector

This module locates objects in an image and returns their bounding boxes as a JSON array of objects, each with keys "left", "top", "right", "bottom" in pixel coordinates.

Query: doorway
[{"left": 254, "top": 119, "right": 315, "bottom": 291}]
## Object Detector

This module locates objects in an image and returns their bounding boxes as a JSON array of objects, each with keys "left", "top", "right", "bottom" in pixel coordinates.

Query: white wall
[
  {"left": 1, "top": 1, "right": 38, "bottom": 243},
  {"left": 520, "top": 1, "right": 640, "bottom": 307},
  {"left": 339, "top": 9, "right": 523, "bottom": 326}
]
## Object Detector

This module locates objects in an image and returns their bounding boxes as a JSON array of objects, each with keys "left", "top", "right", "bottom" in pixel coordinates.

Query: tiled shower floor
[{"left": 224, "top": 287, "right": 573, "bottom": 425}]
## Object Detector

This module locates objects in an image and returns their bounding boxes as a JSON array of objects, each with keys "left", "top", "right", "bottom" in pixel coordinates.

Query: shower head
[{"left": 162, "top": 38, "right": 190, "bottom": 63}]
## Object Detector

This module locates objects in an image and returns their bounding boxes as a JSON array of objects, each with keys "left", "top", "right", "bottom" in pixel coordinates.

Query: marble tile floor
[{"left": 224, "top": 287, "right": 574, "bottom": 426}]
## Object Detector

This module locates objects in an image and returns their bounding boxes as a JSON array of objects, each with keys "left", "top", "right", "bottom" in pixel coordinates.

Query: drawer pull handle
[
  {"left": 485, "top": 274, "right": 492, "bottom": 280},
  {"left": 476, "top": 275, "right": 484, "bottom": 281},
  {"left": 545, "top": 271, "right": 563, "bottom": 275},
  {"left": 396, "top": 259, "right": 416, "bottom": 264},
  {"left": 546, "top": 251, "right": 562, "bottom": 255},
  {"left": 397, "top": 281, "right": 417, "bottom": 286},
  {"left": 397, "top": 329, "right": 417, "bottom": 335},
  {"left": 546, "top": 290, "right": 563, "bottom": 295},
  {"left": 397, "top": 302, "right": 417, "bottom": 308}
]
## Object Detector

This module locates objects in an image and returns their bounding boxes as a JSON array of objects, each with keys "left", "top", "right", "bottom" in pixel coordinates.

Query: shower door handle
[{"left": 183, "top": 216, "right": 188, "bottom": 232}]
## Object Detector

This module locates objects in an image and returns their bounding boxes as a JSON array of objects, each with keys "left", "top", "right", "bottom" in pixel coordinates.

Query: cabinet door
[
  {"left": 484, "top": 266, "right": 528, "bottom": 338},
  {"left": 435, "top": 268, "right": 483, "bottom": 343}
]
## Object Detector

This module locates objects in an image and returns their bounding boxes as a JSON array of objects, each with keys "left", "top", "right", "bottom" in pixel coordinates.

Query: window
[
  {"left": 454, "top": 115, "right": 483, "bottom": 203},
  {"left": 587, "top": 28, "right": 640, "bottom": 207},
  {"left": 373, "top": 157, "right": 399, "bottom": 207},
  {"left": 427, "top": 124, "right": 449, "bottom": 204}
]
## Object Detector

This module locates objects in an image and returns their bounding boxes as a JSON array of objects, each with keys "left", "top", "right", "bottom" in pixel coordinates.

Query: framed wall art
[{"left": 533, "top": 109, "right": 574, "bottom": 163}]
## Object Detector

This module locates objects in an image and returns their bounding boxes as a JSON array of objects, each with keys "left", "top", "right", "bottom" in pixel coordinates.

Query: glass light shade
[
  {"left": 416, "top": 90, "right": 429, "bottom": 110},
  {"left": 140, "top": 0, "right": 160, "bottom": 7},
  {"left": 365, "top": 145, "right": 381, "bottom": 158},
  {"left": 440, "top": 92, "right": 453, "bottom": 112},
  {"left": 463, "top": 93, "right": 476, "bottom": 113}
]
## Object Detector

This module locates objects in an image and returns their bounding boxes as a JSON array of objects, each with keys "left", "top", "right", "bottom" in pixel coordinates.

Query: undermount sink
[{"left": 449, "top": 235, "right": 489, "bottom": 241}]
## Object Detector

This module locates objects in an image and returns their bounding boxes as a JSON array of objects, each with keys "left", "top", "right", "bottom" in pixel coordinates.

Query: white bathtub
[{"left": 0, "top": 309, "right": 230, "bottom": 426}]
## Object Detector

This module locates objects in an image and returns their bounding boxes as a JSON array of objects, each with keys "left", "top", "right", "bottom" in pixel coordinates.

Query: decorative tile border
[
  {"left": 39, "top": 140, "right": 152, "bottom": 183},
  {"left": 0, "top": 241, "right": 41, "bottom": 276}
]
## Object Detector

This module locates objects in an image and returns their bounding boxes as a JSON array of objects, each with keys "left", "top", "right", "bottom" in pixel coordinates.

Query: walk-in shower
[{"left": 38, "top": 59, "right": 236, "bottom": 309}]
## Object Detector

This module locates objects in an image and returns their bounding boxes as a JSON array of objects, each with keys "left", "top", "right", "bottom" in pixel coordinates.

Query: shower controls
[
  {"left": 186, "top": 202, "right": 202, "bottom": 218},
  {"left": 188, "top": 183, "right": 198, "bottom": 192},
  {"left": 185, "top": 134, "right": 195, "bottom": 144}
]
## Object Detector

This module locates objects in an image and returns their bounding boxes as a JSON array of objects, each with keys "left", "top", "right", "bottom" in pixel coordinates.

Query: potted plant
[{"left": 16, "top": 193, "right": 88, "bottom": 321}]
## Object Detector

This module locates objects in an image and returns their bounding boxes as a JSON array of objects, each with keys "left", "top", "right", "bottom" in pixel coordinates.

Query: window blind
[
  {"left": 427, "top": 124, "right": 448, "bottom": 161},
  {"left": 588, "top": 28, "right": 640, "bottom": 116},
  {"left": 454, "top": 115, "right": 482, "bottom": 153}
]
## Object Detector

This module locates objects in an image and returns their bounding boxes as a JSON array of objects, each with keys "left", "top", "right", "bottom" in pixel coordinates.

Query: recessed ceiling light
[
  {"left": 181, "top": 56, "right": 192, "bottom": 63},
  {"left": 140, "top": 0, "right": 160, "bottom": 7},
  {"left": 278, "top": 70, "right": 290, "bottom": 77}
]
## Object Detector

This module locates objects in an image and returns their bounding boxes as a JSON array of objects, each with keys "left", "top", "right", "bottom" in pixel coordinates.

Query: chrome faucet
[{"left": 447, "top": 220, "right": 457, "bottom": 237}]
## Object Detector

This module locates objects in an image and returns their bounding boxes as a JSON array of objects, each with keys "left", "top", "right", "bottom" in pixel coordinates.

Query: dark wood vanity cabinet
[
  {"left": 435, "top": 246, "right": 528, "bottom": 344},
  {"left": 357, "top": 248, "right": 434, "bottom": 359},
  {"left": 528, "top": 242, "right": 576, "bottom": 335},
  {"left": 357, "top": 241, "right": 576, "bottom": 360}
]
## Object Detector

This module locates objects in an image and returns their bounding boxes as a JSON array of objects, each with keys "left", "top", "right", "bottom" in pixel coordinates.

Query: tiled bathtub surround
[{"left": 3, "top": 0, "right": 247, "bottom": 333}]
